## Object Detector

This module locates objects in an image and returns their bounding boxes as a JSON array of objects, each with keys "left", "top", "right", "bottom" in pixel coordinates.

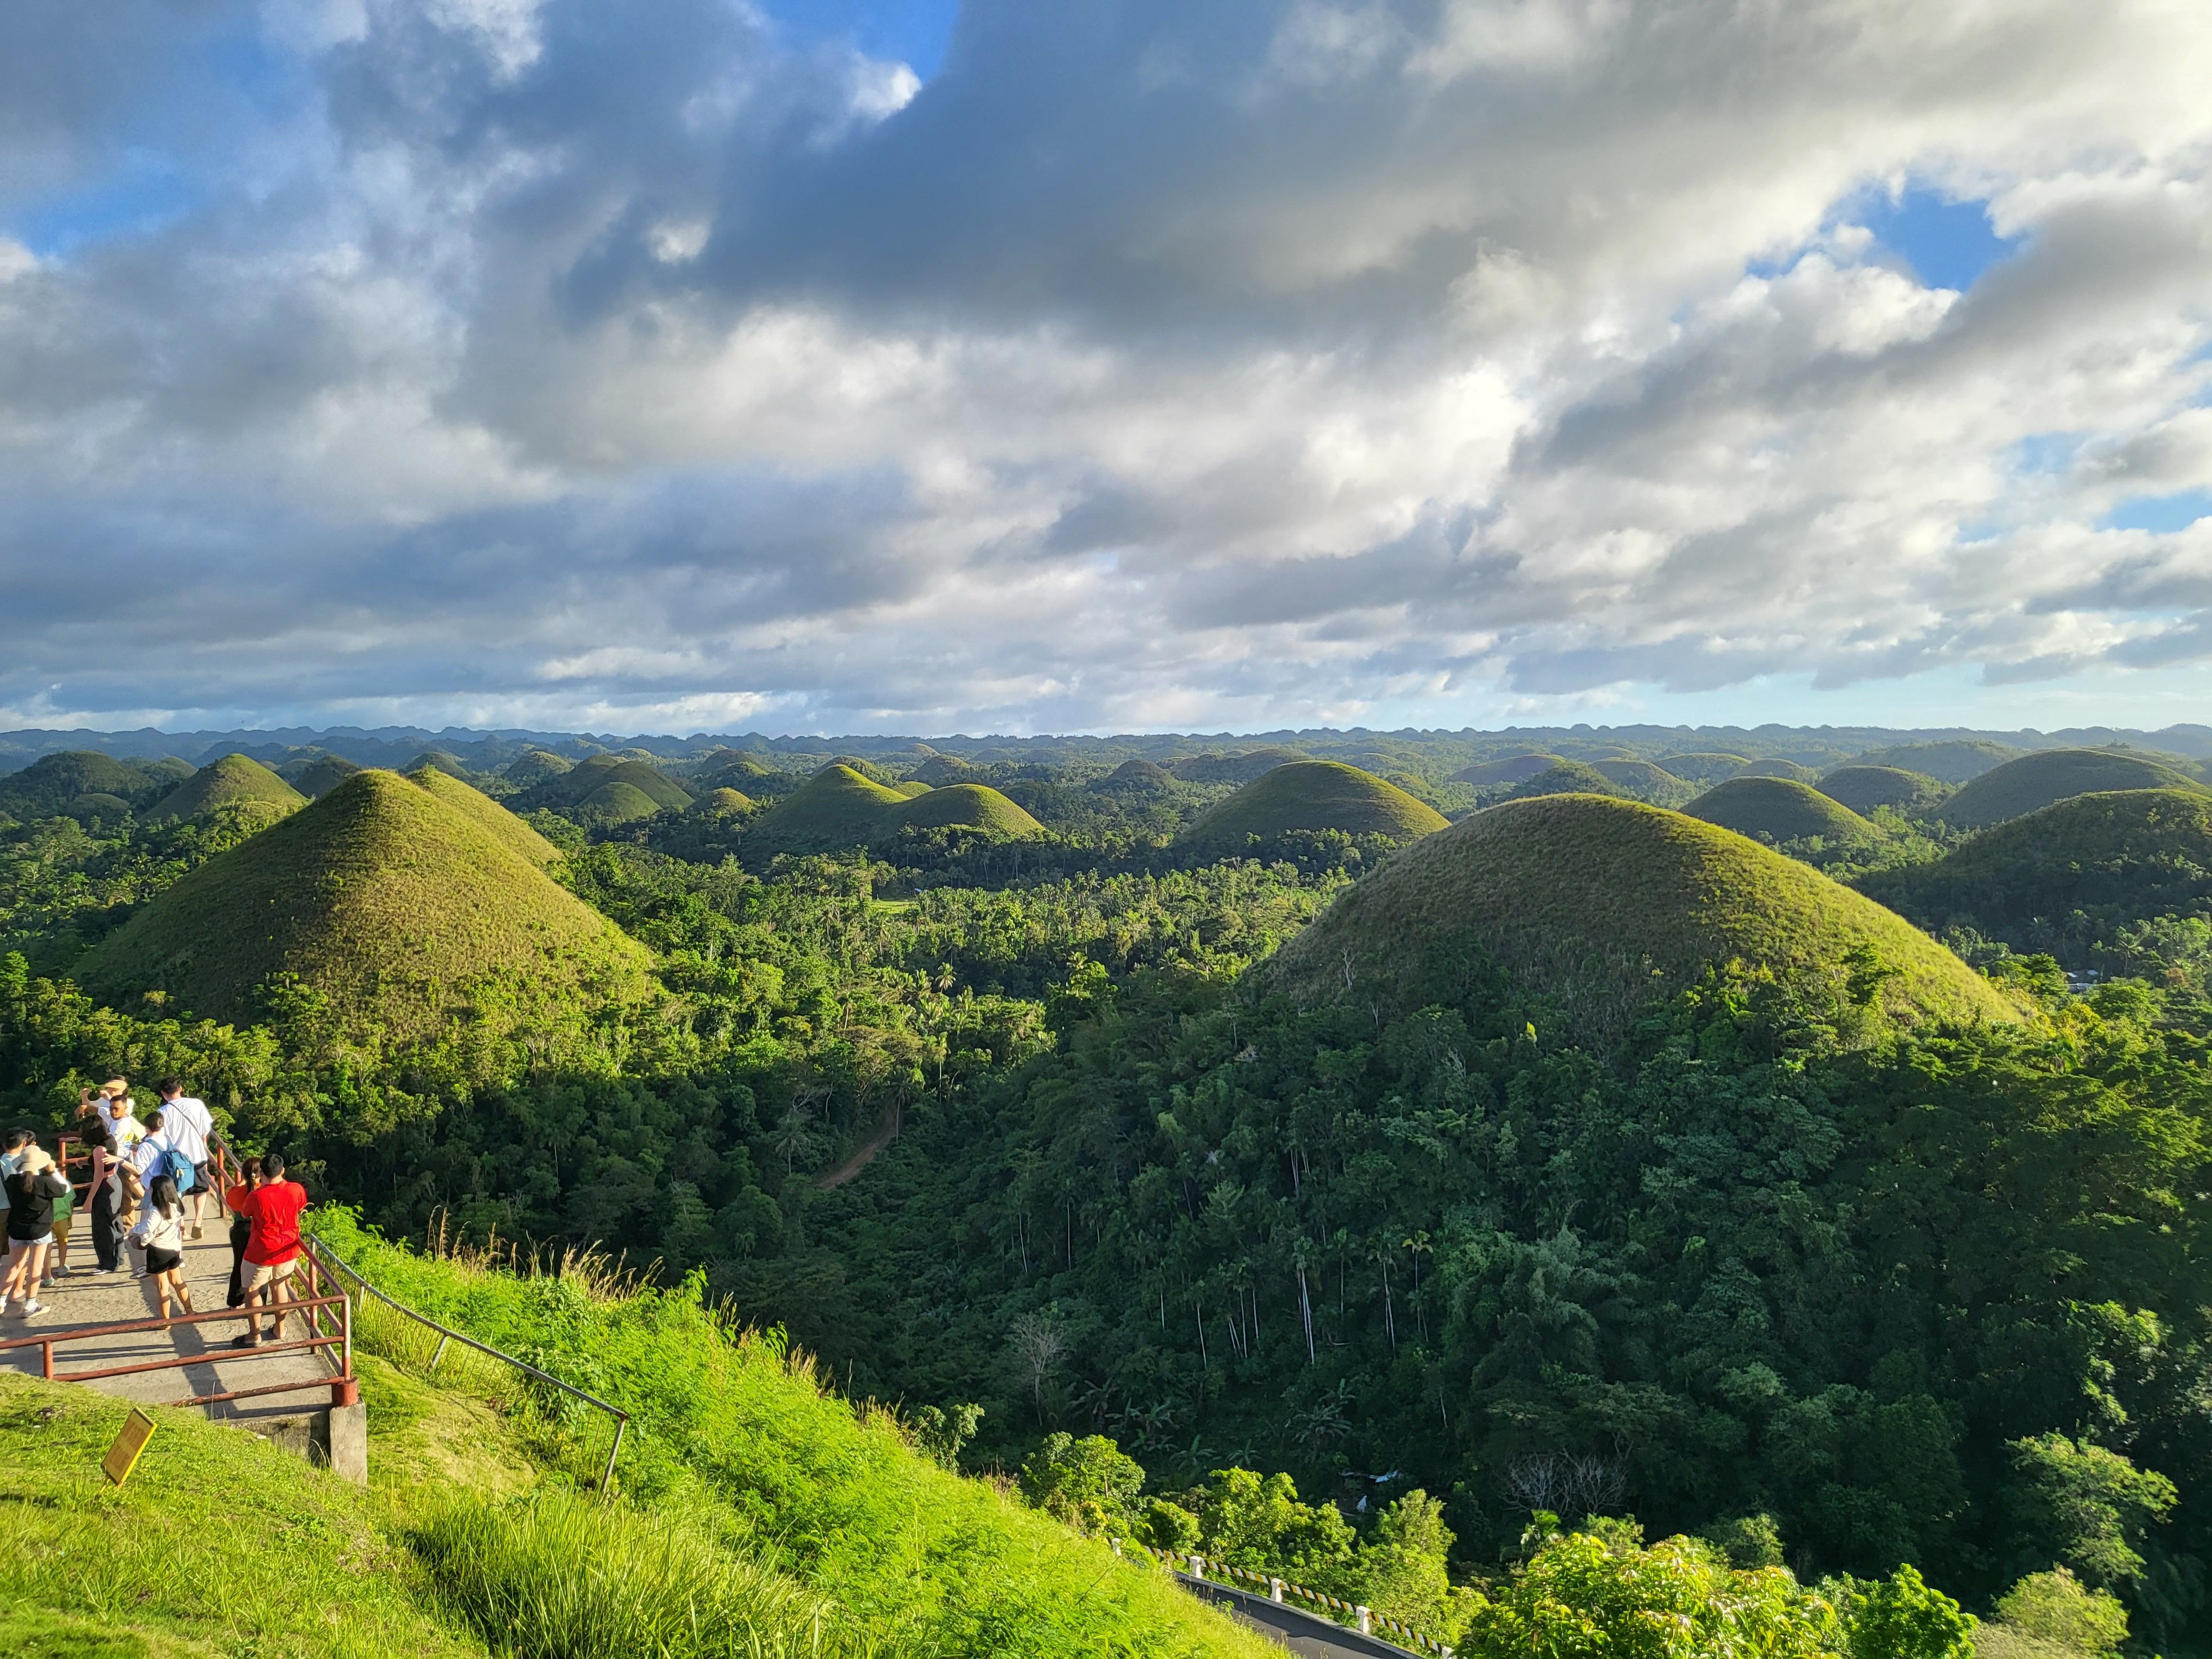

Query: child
[
  {"left": 128, "top": 1175, "right": 194, "bottom": 1321},
  {"left": 1, "top": 1136, "right": 69, "bottom": 1318}
]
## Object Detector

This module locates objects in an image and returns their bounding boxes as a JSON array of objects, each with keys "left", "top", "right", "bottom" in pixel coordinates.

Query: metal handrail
[{"left": 305, "top": 1230, "right": 628, "bottom": 1495}]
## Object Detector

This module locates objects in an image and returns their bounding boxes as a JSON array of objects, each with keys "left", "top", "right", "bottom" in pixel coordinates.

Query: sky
[{"left": 2, "top": 2, "right": 2210, "bottom": 739}]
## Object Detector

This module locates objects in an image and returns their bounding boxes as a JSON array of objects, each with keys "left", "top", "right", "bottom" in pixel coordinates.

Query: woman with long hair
[{"left": 128, "top": 1173, "right": 194, "bottom": 1321}]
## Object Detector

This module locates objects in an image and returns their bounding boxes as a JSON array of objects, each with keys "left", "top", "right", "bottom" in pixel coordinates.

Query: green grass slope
[
  {"left": 1738, "top": 758, "right": 1818, "bottom": 782},
  {"left": 499, "top": 748, "right": 575, "bottom": 791},
  {"left": 1100, "top": 758, "right": 1175, "bottom": 788},
  {"left": 1861, "top": 789, "right": 2212, "bottom": 953},
  {"left": 1182, "top": 761, "right": 1449, "bottom": 847},
  {"left": 284, "top": 753, "right": 365, "bottom": 799},
  {"left": 314, "top": 1212, "right": 1277, "bottom": 1659},
  {"left": 1656, "top": 752, "right": 1752, "bottom": 784},
  {"left": 0, "top": 1372, "right": 484, "bottom": 1658},
  {"left": 747, "top": 766, "right": 1042, "bottom": 857},
  {"left": 1817, "top": 765, "right": 1950, "bottom": 817},
  {"left": 1170, "top": 747, "right": 1309, "bottom": 784},
  {"left": 1268, "top": 794, "right": 2013, "bottom": 1041},
  {"left": 892, "top": 779, "right": 934, "bottom": 799},
  {"left": 1451, "top": 752, "right": 1561, "bottom": 785},
  {"left": 1853, "top": 738, "right": 2020, "bottom": 784},
  {"left": 1590, "top": 759, "right": 1687, "bottom": 797},
  {"left": 409, "top": 749, "right": 474, "bottom": 780},
  {"left": 576, "top": 779, "right": 666, "bottom": 824},
  {"left": 1505, "top": 760, "right": 1630, "bottom": 800},
  {"left": 408, "top": 766, "right": 562, "bottom": 867},
  {"left": 149, "top": 753, "right": 307, "bottom": 822},
  {"left": 700, "top": 786, "right": 755, "bottom": 813},
  {"left": 1934, "top": 748, "right": 2210, "bottom": 829},
  {"left": 74, "top": 769, "right": 650, "bottom": 1045},
  {"left": 0, "top": 750, "right": 167, "bottom": 817},
  {"left": 1686, "top": 776, "right": 1876, "bottom": 842},
  {"left": 517, "top": 754, "right": 692, "bottom": 815},
  {"left": 911, "top": 754, "right": 977, "bottom": 785}
]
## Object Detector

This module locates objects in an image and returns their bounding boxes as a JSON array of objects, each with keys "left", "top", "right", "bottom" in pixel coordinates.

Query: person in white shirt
[
  {"left": 120, "top": 1108, "right": 171, "bottom": 1240},
  {"left": 127, "top": 1173, "right": 195, "bottom": 1319},
  {"left": 155, "top": 1079, "right": 218, "bottom": 1240}
]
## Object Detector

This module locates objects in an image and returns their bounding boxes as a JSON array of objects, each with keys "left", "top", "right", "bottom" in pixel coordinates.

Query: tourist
[
  {"left": 217, "top": 1147, "right": 259, "bottom": 1308},
  {"left": 42, "top": 1161, "right": 73, "bottom": 1285},
  {"left": 82, "top": 1126, "right": 124, "bottom": 1275},
  {"left": 128, "top": 1174, "right": 195, "bottom": 1321},
  {"left": 82, "top": 1080, "right": 144, "bottom": 1150},
  {"left": 227, "top": 1152, "right": 309, "bottom": 1347},
  {"left": 154, "top": 1079, "right": 220, "bottom": 1240},
  {"left": 1, "top": 1136, "right": 69, "bottom": 1318}
]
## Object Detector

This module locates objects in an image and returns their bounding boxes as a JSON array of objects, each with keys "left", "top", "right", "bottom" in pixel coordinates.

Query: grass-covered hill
[
  {"left": 1451, "top": 752, "right": 1561, "bottom": 785},
  {"left": 0, "top": 749, "right": 171, "bottom": 817},
  {"left": 514, "top": 753, "right": 695, "bottom": 821},
  {"left": 408, "top": 766, "right": 563, "bottom": 867},
  {"left": 73, "top": 768, "right": 651, "bottom": 1048},
  {"left": 1737, "top": 758, "right": 1818, "bottom": 782},
  {"left": 745, "top": 764, "right": 1044, "bottom": 860},
  {"left": 1655, "top": 751, "right": 1751, "bottom": 784},
  {"left": 1861, "top": 789, "right": 2212, "bottom": 963},
  {"left": 1817, "top": 764, "right": 1950, "bottom": 816},
  {"left": 409, "top": 749, "right": 474, "bottom": 780},
  {"left": 1934, "top": 748, "right": 2210, "bottom": 829},
  {"left": 1504, "top": 760, "right": 1630, "bottom": 800},
  {"left": 1268, "top": 794, "right": 2013, "bottom": 1040},
  {"left": 1168, "top": 748, "right": 1310, "bottom": 785},
  {"left": 1100, "top": 758, "right": 1175, "bottom": 788},
  {"left": 1589, "top": 758, "right": 1687, "bottom": 798},
  {"left": 912, "top": 754, "right": 978, "bottom": 785},
  {"left": 498, "top": 748, "right": 575, "bottom": 792},
  {"left": 1180, "top": 761, "right": 1448, "bottom": 848},
  {"left": 148, "top": 753, "right": 307, "bottom": 822},
  {"left": 1854, "top": 737, "right": 2020, "bottom": 783},
  {"left": 283, "top": 752, "right": 366, "bottom": 799},
  {"left": 691, "top": 754, "right": 789, "bottom": 797},
  {"left": 1686, "top": 776, "right": 1876, "bottom": 842},
  {"left": 701, "top": 786, "right": 755, "bottom": 813}
]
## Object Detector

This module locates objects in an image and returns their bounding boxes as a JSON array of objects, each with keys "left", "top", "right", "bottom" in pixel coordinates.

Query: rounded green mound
[
  {"left": 1100, "top": 758, "right": 1173, "bottom": 787},
  {"left": 284, "top": 753, "right": 364, "bottom": 799},
  {"left": 1452, "top": 752, "right": 1562, "bottom": 786},
  {"left": 407, "top": 749, "right": 473, "bottom": 780},
  {"left": 1506, "top": 761, "right": 1630, "bottom": 801},
  {"left": 747, "top": 764, "right": 912, "bottom": 855},
  {"left": 1818, "top": 765, "right": 1949, "bottom": 817},
  {"left": 894, "top": 781, "right": 1044, "bottom": 836},
  {"left": 1590, "top": 759, "right": 1686, "bottom": 797},
  {"left": 1656, "top": 752, "right": 1752, "bottom": 784},
  {"left": 516, "top": 753, "right": 693, "bottom": 816},
  {"left": 892, "top": 779, "right": 934, "bottom": 799},
  {"left": 1268, "top": 794, "right": 2012, "bottom": 1041},
  {"left": 74, "top": 769, "right": 653, "bottom": 1045},
  {"left": 406, "top": 767, "right": 562, "bottom": 867},
  {"left": 1183, "top": 761, "right": 1448, "bottom": 846},
  {"left": 1169, "top": 747, "right": 1310, "bottom": 784},
  {"left": 911, "top": 754, "right": 977, "bottom": 785},
  {"left": 1861, "top": 788, "right": 2212, "bottom": 943},
  {"left": 64, "top": 792, "right": 132, "bottom": 824},
  {"left": 1934, "top": 748, "right": 2209, "bottom": 829},
  {"left": 1853, "top": 738, "right": 2020, "bottom": 784},
  {"left": 576, "top": 779, "right": 665, "bottom": 823},
  {"left": 149, "top": 754, "right": 307, "bottom": 823},
  {"left": 0, "top": 750, "right": 166, "bottom": 818},
  {"left": 1737, "top": 758, "right": 1818, "bottom": 782},
  {"left": 700, "top": 786, "right": 755, "bottom": 813},
  {"left": 499, "top": 748, "right": 575, "bottom": 791},
  {"left": 1686, "top": 776, "right": 1875, "bottom": 842}
]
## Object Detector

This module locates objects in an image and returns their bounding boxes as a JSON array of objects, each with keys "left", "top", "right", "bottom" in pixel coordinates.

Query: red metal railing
[{"left": 0, "top": 1229, "right": 357, "bottom": 1411}]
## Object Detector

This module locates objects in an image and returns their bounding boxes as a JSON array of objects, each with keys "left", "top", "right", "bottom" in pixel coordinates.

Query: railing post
[
  {"left": 40, "top": 1339, "right": 51, "bottom": 1380},
  {"left": 428, "top": 1334, "right": 449, "bottom": 1375},
  {"left": 600, "top": 1416, "right": 625, "bottom": 1499},
  {"left": 1270, "top": 1577, "right": 1285, "bottom": 1603},
  {"left": 1189, "top": 1554, "right": 1205, "bottom": 1581},
  {"left": 1357, "top": 1605, "right": 1373, "bottom": 1635}
]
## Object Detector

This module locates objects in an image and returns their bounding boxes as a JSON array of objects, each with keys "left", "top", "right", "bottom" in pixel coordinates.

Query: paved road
[
  {"left": 0, "top": 1225, "right": 333, "bottom": 1425},
  {"left": 1177, "top": 1574, "right": 1432, "bottom": 1658}
]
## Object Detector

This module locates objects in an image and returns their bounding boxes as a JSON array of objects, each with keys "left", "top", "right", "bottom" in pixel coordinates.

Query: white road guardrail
[{"left": 1110, "top": 1536, "right": 1454, "bottom": 1655}]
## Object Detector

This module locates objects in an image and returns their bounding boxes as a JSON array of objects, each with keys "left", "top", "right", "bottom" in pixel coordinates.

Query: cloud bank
[{"left": 1, "top": 0, "right": 2209, "bottom": 733}]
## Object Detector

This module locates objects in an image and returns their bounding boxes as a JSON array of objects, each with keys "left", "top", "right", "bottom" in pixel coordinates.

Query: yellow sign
[{"left": 101, "top": 1409, "right": 156, "bottom": 1487}]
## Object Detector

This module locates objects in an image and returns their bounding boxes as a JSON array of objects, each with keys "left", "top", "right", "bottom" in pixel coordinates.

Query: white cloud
[{"left": 0, "top": 0, "right": 2208, "bottom": 733}]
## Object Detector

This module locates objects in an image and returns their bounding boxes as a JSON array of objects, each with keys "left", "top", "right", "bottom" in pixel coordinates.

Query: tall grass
[{"left": 411, "top": 1489, "right": 859, "bottom": 1659}]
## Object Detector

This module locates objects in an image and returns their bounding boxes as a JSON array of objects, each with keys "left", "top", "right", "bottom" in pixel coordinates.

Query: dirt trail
[{"left": 818, "top": 1103, "right": 901, "bottom": 1190}]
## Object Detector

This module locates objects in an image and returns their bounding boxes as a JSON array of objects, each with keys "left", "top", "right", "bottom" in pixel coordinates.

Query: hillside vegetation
[
  {"left": 408, "top": 766, "right": 563, "bottom": 866},
  {"left": 72, "top": 769, "right": 652, "bottom": 1055},
  {"left": 1655, "top": 750, "right": 1751, "bottom": 783},
  {"left": 1169, "top": 748, "right": 1308, "bottom": 784},
  {"left": 1268, "top": 794, "right": 2011, "bottom": 1040},
  {"left": 1936, "top": 748, "right": 2209, "bottom": 828},
  {"left": 1451, "top": 752, "right": 1560, "bottom": 785},
  {"left": 1738, "top": 758, "right": 1818, "bottom": 782},
  {"left": 1686, "top": 776, "right": 1876, "bottom": 842},
  {"left": 1818, "top": 764, "right": 1949, "bottom": 816},
  {"left": 1862, "top": 788, "right": 2212, "bottom": 970},
  {"left": 0, "top": 750, "right": 170, "bottom": 818},
  {"left": 1588, "top": 758, "right": 1687, "bottom": 798},
  {"left": 1504, "top": 760, "right": 1630, "bottom": 800},
  {"left": 149, "top": 753, "right": 306, "bottom": 822},
  {"left": 1854, "top": 738, "right": 2020, "bottom": 783},
  {"left": 284, "top": 752, "right": 365, "bottom": 798},
  {"left": 745, "top": 765, "right": 1043, "bottom": 860},
  {"left": 515, "top": 754, "right": 694, "bottom": 821},
  {"left": 1180, "top": 761, "right": 1447, "bottom": 848}
]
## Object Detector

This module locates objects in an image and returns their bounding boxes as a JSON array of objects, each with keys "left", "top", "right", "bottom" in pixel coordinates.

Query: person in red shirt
[{"left": 226, "top": 1152, "right": 309, "bottom": 1348}]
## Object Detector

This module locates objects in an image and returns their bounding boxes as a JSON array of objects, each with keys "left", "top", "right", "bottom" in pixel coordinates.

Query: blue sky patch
[
  {"left": 14, "top": 152, "right": 196, "bottom": 258},
  {"left": 2103, "top": 489, "right": 2212, "bottom": 534},
  {"left": 1860, "top": 187, "right": 2020, "bottom": 292},
  {"left": 768, "top": 0, "right": 961, "bottom": 77}
]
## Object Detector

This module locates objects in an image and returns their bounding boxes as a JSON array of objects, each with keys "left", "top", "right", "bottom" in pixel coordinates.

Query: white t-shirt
[
  {"left": 127, "top": 1133, "right": 170, "bottom": 1180},
  {"left": 129, "top": 1206, "right": 187, "bottom": 1254},
  {"left": 158, "top": 1096, "right": 213, "bottom": 1164},
  {"left": 105, "top": 1107, "right": 146, "bottom": 1152}
]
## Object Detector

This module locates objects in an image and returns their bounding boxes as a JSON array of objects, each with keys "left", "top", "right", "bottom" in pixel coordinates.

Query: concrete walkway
[{"left": 0, "top": 1225, "right": 335, "bottom": 1426}]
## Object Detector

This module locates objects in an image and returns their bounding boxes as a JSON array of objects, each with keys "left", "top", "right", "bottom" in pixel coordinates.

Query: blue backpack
[{"left": 160, "top": 1146, "right": 196, "bottom": 1194}]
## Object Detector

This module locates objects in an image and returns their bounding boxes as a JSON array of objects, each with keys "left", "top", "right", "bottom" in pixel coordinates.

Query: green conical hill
[
  {"left": 515, "top": 753, "right": 692, "bottom": 816},
  {"left": 1099, "top": 758, "right": 1173, "bottom": 788},
  {"left": 1269, "top": 795, "right": 2012, "bottom": 1042},
  {"left": 1451, "top": 753, "right": 1561, "bottom": 785},
  {"left": 893, "top": 779, "right": 933, "bottom": 799},
  {"left": 149, "top": 754, "right": 306, "bottom": 823},
  {"left": 1590, "top": 759, "right": 1686, "bottom": 797},
  {"left": 500, "top": 749, "right": 574, "bottom": 791},
  {"left": 1818, "top": 765, "right": 1949, "bottom": 817},
  {"left": 1861, "top": 789, "right": 2212, "bottom": 949},
  {"left": 701, "top": 787, "right": 755, "bottom": 813},
  {"left": 405, "top": 768, "right": 561, "bottom": 867},
  {"left": 1506, "top": 761, "right": 1630, "bottom": 801},
  {"left": 1686, "top": 777, "right": 1874, "bottom": 842},
  {"left": 695, "top": 755, "right": 786, "bottom": 796},
  {"left": 0, "top": 751, "right": 164, "bottom": 817},
  {"left": 283, "top": 754, "right": 363, "bottom": 799},
  {"left": 577, "top": 780, "right": 664, "bottom": 823},
  {"left": 1657, "top": 752, "right": 1752, "bottom": 784},
  {"left": 1182, "top": 761, "right": 1447, "bottom": 847},
  {"left": 1170, "top": 747, "right": 1310, "bottom": 784},
  {"left": 1853, "top": 739, "right": 2019, "bottom": 784},
  {"left": 74, "top": 770, "right": 653, "bottom": 1045},
  {"left": 744, "top": 765, "right": 1042, "bottom": 858},
  {"left": 911, "top": 755, "right": 976, "bottom": 785},
  {"left": 407, "top": 750, "right": 472, "bottom": 780},
  {"left": 1738, "top": 758, "right": 1818, "bottom": 782},
  {"left": 142, "top": 756, "right": 195, "bottom": 784},
  {"left": 64, "top": 794, "right": 132, "bottom": 826},
  {"left": 1933, "top": 748, "right": 2209, "bottom": 829}
]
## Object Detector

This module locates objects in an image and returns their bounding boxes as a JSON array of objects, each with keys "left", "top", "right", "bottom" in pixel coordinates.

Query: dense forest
[{"left": 5, "top": 728, "right": 2212, "bottom": 1653}]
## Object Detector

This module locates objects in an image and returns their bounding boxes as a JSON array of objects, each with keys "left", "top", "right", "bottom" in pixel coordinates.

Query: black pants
[
  {"left": 227, "top": 1218, "right": 252, "bottom": 1307},
  {"left": 89, "top": 1185, "right": 123, "bottom": 1272}
]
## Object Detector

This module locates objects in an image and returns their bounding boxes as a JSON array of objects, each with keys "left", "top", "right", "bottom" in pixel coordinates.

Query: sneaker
[
  {"left": 19, "top": 1300, "right": 44, "bottom": 1317},
  {"left": 49, "top": 1265, "right": 70, "bottom": 1278},
  {"left": 91, "top": 1266, "right": 118, "bottom": 1276}
]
